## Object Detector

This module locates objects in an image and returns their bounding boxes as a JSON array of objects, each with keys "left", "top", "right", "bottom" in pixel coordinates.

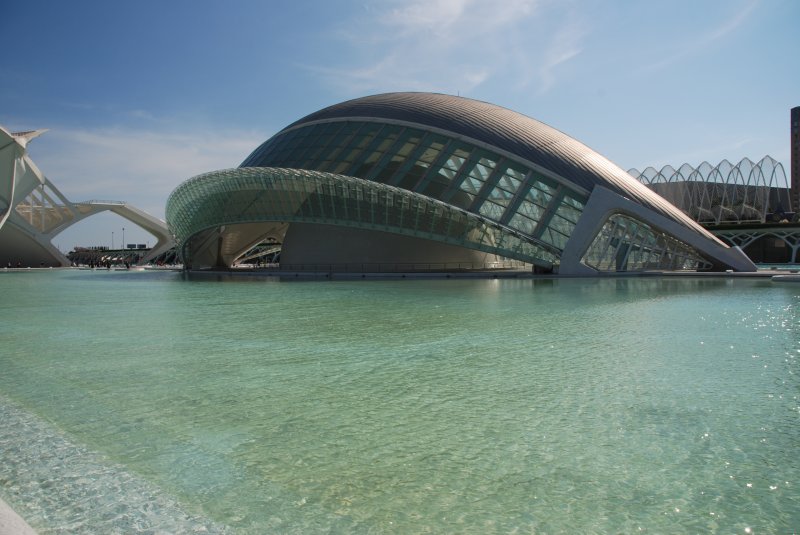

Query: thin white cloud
[
  {"left": 32, "top": 125, "right": 266, "bottom": 219},
  {"left": 383, "top": 0, "right": 471, "bottom": 35},
  {"left": 706, "top": 0, "right": 758, "bottom": 41},
  {"left": 536, "top": 18, "right": 585, "bottom": 94},
  {"left": 641, "top": 0, "right": 759, "bottom": 72},
  {"left": 308, "top": 0, "right": 583, "bottom": 96}
]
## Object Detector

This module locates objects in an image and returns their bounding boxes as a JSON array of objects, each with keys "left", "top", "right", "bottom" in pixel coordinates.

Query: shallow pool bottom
[{"left": 1, "top": 270, "right": 798, "bottom": 533}]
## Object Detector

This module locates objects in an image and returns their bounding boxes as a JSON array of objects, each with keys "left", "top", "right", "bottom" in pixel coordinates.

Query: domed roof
[{"left": 281, "top": 92, "right": 706, "bottom": 236}]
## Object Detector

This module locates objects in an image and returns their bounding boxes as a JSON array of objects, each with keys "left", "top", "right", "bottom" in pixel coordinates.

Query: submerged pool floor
[{"left": 1, "top": 270, "right": 798, "bottom": 533}]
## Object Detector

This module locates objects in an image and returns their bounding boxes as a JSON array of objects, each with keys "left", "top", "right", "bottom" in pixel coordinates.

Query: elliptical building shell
[{"left": 166, "top": 93, "right": 756, "bottom": 274}]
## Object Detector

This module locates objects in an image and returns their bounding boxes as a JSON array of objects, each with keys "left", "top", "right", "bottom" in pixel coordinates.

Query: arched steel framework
[
  {"left": 167, "top": 167, "right": 559, "bottom": 270},
  {"left": 712, "top": 225, "right": 800, "bottom": 264},
  {"left": 630, "top": 157, "right": 789, "bottom": 225}
]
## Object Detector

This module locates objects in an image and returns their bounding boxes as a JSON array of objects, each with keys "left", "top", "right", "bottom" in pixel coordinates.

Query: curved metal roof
[{"left": 281, "top": 92, "right": 711, "bottom": 238}]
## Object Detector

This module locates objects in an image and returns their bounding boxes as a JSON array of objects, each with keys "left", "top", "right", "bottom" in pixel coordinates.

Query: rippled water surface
[{"left": 1, "top": 269, "right": 798, "bottom": 533}]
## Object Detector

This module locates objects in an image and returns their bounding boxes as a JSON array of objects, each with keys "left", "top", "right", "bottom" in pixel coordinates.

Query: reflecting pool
[{"left": 1, "top": 270, "right": 798, "bottom": 533}]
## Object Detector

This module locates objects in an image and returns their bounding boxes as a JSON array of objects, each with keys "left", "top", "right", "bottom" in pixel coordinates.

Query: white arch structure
[
  {"left": 711, "top": 225, "right": 800, "bottom": 264},
  {"left": 1, "top": 126, "right": 173, "bottom": 267},
  {"left": 629, "top": 157, "right": 790, "bottom": 225}
]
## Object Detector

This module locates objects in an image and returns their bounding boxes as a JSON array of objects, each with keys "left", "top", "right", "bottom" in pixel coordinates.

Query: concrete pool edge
[
  {"left": 181, "top": 267, "right": 799, "bottom": 281},
  {"left": 0, "top": 497, "right": 37, "bottom": 535},
  {"left": 0, "top": 391, "right": 232, "bottom": 534}
]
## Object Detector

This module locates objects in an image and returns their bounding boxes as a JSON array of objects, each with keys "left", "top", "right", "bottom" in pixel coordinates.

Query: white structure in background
[
  {"left": 629, "top": 157, "right": 790, "bottom": 225},
  {"left": 0, "top": 125, "right": 174, "bottom": 267}
]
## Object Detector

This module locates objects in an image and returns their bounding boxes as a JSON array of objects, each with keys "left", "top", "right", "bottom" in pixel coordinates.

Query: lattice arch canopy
[{"left": 629, "top": 156, "right": 789, "bottom": 225}]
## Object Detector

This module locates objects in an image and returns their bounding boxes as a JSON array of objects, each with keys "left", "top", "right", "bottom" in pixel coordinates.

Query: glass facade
[
  {"left": 167, "top": 168, "right": 560, "bottom": 269},
  {"left": 165, "top": 93, "right": 750, "bottom": 274},
  {"left": 241, "top": 120, "right": 588, "bottom": 263},
  {"left": 581, "top": 213, "right": 711, "bottom": 272}
]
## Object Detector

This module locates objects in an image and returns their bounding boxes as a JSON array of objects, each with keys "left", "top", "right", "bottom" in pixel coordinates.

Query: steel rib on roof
[{"left": 281, "top": 92, "right": 713, "bottom": 239}]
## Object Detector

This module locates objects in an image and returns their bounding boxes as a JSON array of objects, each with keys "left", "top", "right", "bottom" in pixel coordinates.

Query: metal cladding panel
[{"left": 274, "top": 92, "right": 712, "bottom": 239}]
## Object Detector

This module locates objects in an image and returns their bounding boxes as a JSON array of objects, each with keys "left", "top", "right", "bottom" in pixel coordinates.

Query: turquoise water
[{"left": 0, "top": 270, "right": 798, "bottom": 533}]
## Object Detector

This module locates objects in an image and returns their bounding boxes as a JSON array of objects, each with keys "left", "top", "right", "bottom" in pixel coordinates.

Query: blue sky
[{"left": 2, "top": 0, "right": 798, "bottom": 250}]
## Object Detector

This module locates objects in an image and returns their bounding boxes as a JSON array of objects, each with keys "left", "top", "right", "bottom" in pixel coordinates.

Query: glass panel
[
  {"left": 485, "top": 185, "right": 514, "bottom": 207},
  {"left": 525, "top": 184, "right": 553, "bottom": 206},
  {"left": 350, "top": 125, "right": 403, "bottom": 178},
  {"left": 555, "top": 195, "right": 584, "bottom": 224},
  {"left": 508, "top": 213, "right": 537, "bottom": 235},
  {"left": 421, "top": 145, "right": 472, "bottom": 199},
  {"left": 445, "top": 148, "right": 469, "bottom": 170},
  {"left": 492, "top": 164, "right": 525, "bottom": 195},
  {"left": 370, "top": 129, "right": 424, "bottom": 184},
  {"left": 582, "top": 213, "right": 711, "bottom": 272},
  {"left": 457, "top": 151, "right": 497, "bottom": 198},
  {"left": 478, "top": 201, "right": 504, "bottom": 220},
  {"left": 496, "top": 174, "right": 522, "bottom": 195},
  {"left": 547, "top": 214, "right": 574, "bottom": 235},
  {"left": 417, "top": 136, "right": 447, "bottom": 168},
  {"left": 318, "top": 130, "right": 358, "bottom": 170},
  {"left": 395, "top": 133, "right": 423, "bottom": 159},
  {"left": 473, "top": 158, "right": 495, "bottom": 181},
  {"left": 530, "top": 177, "right": 557, "bottom": 197},
  {"left": 269, "top": 125, "right": 319, "bottom": 167},
  {"left": 539, "top": 227, "right": 569, "bottom": 250},
  {"left": 253, "top": 140, "right": 280, "bottom": 166},
  {"left": 395, "top": 134, "right": 447, "bottom": 190},
  {"left": 515, "top": 200, "right": 545, "bottom": 222},
  {"left": 460, "top": 176, "right": 483, "bottom": 195},
  {"left": 327, "top": 124, "right": 382, "bottom": 174}
]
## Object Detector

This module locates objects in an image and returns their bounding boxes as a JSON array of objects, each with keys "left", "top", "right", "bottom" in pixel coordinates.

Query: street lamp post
[{"left": 111, "top": 231, "right": 114, "bottom": 250}]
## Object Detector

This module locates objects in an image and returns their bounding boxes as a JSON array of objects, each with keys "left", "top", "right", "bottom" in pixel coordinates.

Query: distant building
[
  {"left": 627, "top": 108, "right": 800, "bottom": 265},
  {"left": 0, "top": 125, "right": 173, "bottom": 267},
  {"left": 167, "top": 92, "right": 755, "bottom": 274},
  {"left": 792, "top": 106, "right": 800, "bottom": 211},
  {"left": 629, "top": 157, "right": 790, "bottom": 225}
]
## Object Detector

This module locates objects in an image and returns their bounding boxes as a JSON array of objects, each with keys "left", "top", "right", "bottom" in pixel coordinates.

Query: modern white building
[
  {"left": 629, "top": 157, "right": 790, "bottom": 225},
  {"left": 0, "top": 125, "right": 173, "bottom": 267}
]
